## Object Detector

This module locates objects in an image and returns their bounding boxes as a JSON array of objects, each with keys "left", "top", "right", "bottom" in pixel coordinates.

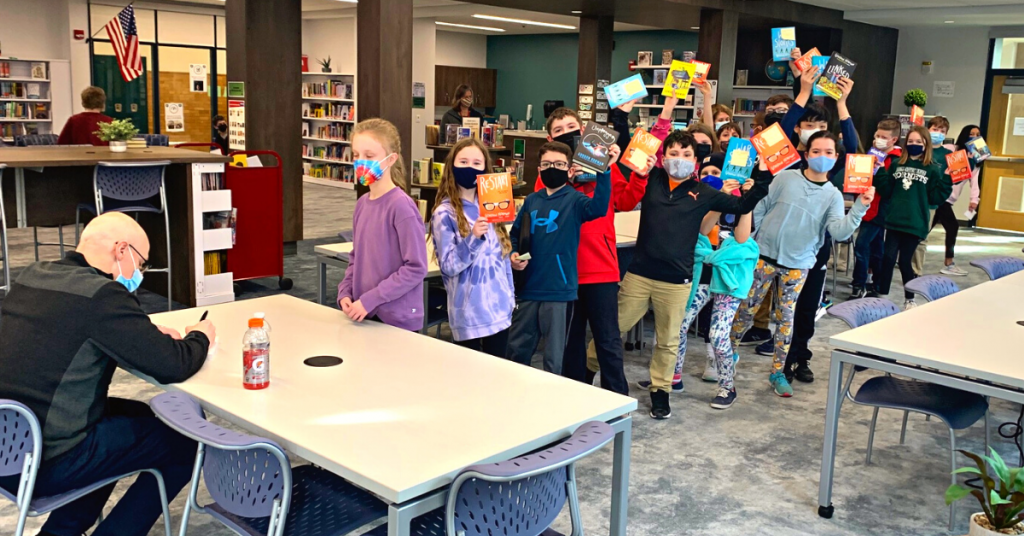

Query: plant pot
[
  {"left": 322, "top": 68, "right": 332, "bottom": 73},
  {"left": 970, "top": 513, "right": 1024, "bottom": 535},
  {"left": 109, "top": 141, "right": 127, "bottom": 153}
]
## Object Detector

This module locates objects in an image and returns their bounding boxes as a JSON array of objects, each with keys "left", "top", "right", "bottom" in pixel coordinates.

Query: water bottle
[{"left": 242, "top": 315, "right": 270, "bottom": 390}]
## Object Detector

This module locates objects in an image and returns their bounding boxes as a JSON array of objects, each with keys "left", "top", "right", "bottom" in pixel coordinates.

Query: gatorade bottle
[{"left": 242, "top": 315, "right": 270, "bottom": 390}]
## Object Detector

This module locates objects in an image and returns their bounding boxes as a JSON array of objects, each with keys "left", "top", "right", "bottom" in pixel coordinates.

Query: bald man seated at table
[{"left": 0, "top": 213, "right": 216, "bottom": 536}]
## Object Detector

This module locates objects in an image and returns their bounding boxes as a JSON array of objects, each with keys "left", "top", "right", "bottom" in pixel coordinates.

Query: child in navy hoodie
[{"left": 506, "top": 141, "right": 614, "bottom": 374}]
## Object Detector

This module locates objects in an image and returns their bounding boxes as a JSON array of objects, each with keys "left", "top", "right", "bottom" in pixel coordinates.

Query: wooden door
[{"left": 978, "top": 76, "right": 1024, "bottom": 232}]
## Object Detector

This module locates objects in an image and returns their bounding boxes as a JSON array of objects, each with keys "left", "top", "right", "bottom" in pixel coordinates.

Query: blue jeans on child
[{"left": 852, "top": 222, "right": 885, "bottom": 290}]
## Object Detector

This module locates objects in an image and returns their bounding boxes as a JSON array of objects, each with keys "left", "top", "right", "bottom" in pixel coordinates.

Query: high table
[
  {"left": 148, "top": 295, "right": 636, "bottom": 536},
  {"left": 818, "top": 279, "right": 1024, "bottom": 519}
]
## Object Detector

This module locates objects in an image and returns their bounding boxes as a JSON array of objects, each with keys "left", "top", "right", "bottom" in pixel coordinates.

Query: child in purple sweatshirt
[
  {"left": 430, "top": 138, "right": 515, "bottom": 357},
  {"left": 338, "top": 119, "right": 428, "bottom": 331}
]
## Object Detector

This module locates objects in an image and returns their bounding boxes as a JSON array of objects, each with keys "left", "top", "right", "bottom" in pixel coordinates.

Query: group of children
[{"left": 335, "top": 46, "right": 969, "bottom": 420}]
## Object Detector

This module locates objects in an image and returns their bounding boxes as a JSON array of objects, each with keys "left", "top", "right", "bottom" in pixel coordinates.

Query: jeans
[
  {"left": 455, "top": 328, "right": 509, "bottom": 358},
  {"left": 852, "top": 223, "right": 885, "bottom": 290},
  {"left": 506, "top": 300, "right": 569, "bottom": 374},
  {"left": 877, "top": 229, "right": 922, "bottom": 300},
  {"left": 562, "top": 282, "right": 628, "bottom": 395},
  {"left": 0, "top": 399, "right": 196, "bottom": 536},
  {"left": 787, "top": 240, "right": 831, "bottom": 367}
]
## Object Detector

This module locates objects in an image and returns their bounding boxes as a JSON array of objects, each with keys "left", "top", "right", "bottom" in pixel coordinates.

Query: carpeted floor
[{"left": 2, "top": 182, "right": 1023, "bottom": 536}]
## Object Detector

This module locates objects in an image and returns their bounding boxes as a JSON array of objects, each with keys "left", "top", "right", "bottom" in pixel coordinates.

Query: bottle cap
[{"left": 248, "top": 318, "right": 264, "bottom": 328}]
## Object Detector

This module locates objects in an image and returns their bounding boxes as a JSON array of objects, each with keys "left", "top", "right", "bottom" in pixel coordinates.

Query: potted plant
[
  {"left": 95, "top": 119, "right": 139, "bottom": 153},
  {"left": 946, "top": 448, "right": 1024, "bottom": 535},
  {"left": 318, "top": 56, "right": 332, "bottom": 73},
  {"left": 904, "top": 88, "right": 928, "bottom": 111}
]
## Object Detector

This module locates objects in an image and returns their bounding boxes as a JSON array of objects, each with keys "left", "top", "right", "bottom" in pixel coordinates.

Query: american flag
[{"left": 105, "top": 5, "right": 143, "bottom": 82}]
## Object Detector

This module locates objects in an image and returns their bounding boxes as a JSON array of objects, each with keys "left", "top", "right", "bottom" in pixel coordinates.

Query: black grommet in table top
[{"left": 304, "top": 356, "right": 343, "bottom": 367}]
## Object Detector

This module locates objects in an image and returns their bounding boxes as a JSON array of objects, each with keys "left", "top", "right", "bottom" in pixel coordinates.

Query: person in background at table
[
  {"left": 57, "top": 86, "right": 114, "bottom": 146},
  {"left": 212, "top": 114, "right": 229, "bottom": 155},
  {"left": 506, "top": 141, "right": 613, "bottom": 375},
  {"left": 872, "top": 125, "right": 951, "bottom": 310},
  {"left": 429, "top": 138, "right": 514, "bottom": 357},
  {"left": 688, "top": 122, "right": 720, "bottom": 160},
  {"left": 717, "top": 122, "right": 743, "bottom": 147},
  {"left": 536, "top": 106, "right": 647, "bottom": 395},
  {"left": 0, "top": 212, "right": 216, "bottom": 536},
  {"left": 851, "top": 119, "right": 903, "bottom": 299},
  {"left": 439, "top": 84, "right": 483, "bottom": 135},
  {"left": 730, "top": 131, "right": 871, "bottom": 398},
  {"left": 338, "top": 119, "right": 428, "bottom": 330}
]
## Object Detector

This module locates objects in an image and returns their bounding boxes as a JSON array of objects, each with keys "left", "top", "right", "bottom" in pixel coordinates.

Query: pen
[{"left": 200, "top": 310, "right": 208, "bottom": 322}]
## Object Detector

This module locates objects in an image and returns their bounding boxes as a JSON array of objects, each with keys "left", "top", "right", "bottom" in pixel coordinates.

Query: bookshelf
[
  {"left": 191, "top": 163, "right": 235, "bottom": 306},
  {"left": 0, "top": 58, "right": 53, "bottom": 143},
  {"left": 301, "top": 72, "right": 357, "bottom": 189},
  {"left": 730, "top": 85, "right": 790, "bottom": 128}
]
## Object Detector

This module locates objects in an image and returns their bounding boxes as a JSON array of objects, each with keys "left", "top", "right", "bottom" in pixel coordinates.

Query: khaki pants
[{"left": 614, "top": 272, "right": 692, "bottom": 392}]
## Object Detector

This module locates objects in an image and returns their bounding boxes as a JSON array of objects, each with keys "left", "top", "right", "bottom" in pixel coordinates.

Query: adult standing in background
[
  {"left": 439, "top": 84, "right": 483, "bottom": 135},
  {"left": 212, "top": 114, "right": 229, "bottom": 155},
  {"left": 57, "top": 86, "right": 114, "bottom": 146}
]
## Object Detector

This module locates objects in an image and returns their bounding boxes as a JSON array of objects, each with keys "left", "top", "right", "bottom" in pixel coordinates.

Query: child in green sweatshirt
[{"left": 873, "top": 125, "right": 952, "bottom": 310}]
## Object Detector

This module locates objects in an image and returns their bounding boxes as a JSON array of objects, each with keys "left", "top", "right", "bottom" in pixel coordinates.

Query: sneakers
[
  {"left": 710, "top": 388, "right": 737, "bottom": 409},
  {"left": 739, "top": 327, "right": 772, "bottom": 346},
  {"left": 793, "top": 361, "right": 815, "bottom": 383},
  {"left": 866, "top": 290, "right": 880, "bottom": 298},
  {"left": 851, "top": 287, "right": 868, "bottom": 299},
  {"left": 650, "top": 390, "right": 672, "bottom": 419},
  {"left": 755, "top": 338, "right": 775, "bottom": 356},
  {"left": 904, "top": 299, "right": 918, "bottom": 311},
  {"left": 941, "top": 263, "right": 968, "bottom": 276},
  {"left": 769, "top": 371, "right": 794, "bottom": 397},
  {"left": 701, "top": 343, "right": 718, "bottom": 382},
  {"left": 636, "top": 379, "right": 684, "bottom": 393}
]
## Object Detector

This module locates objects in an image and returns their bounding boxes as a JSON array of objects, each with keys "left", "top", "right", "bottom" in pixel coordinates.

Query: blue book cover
[
  {"left": 771, "top": 27, "right": 796, "bottom": 62},
  {"left": 605, "top": 74, "right": 648, "bottom": 109},
  {"left": 811, "top": 56, "right": 829, "bottom": 97},
  {"left": 722, "top": 138, "right": 756, "bottom": 183}
]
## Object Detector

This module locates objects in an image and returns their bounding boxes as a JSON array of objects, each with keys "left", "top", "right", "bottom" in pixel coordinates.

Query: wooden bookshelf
[{"left": 0, "top": 58, "right": 53, "bottom": 141}]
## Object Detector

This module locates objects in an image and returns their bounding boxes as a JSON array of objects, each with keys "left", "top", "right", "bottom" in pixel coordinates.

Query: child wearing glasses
[
  {"left": 429, "top": 138, "right": 515, "bottom": 357},
  {"left": 505, "top": 141, "right": 614, "bottom": 375}
]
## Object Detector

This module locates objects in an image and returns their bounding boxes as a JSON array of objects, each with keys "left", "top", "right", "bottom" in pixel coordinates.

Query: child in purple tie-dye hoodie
[{"left": 429, "top": 139, "right": 515, "bottom": 357}]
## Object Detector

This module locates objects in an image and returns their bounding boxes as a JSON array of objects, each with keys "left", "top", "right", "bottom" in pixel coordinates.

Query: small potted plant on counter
[
  {"left": 319, "top": 56, "right": 332, "bottom": 73},
  {"left": 95, "top": 118, "right": 139, "bottom": 153},
  {"left": 946, "top": 448, "right": 1024, "bottom": 535},
  {"left": 904, "top": 88, "right": 928, "bottom": 112}
]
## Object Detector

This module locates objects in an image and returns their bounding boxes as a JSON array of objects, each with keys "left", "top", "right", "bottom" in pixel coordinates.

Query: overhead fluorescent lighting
[
  {"left": 473, "top": 14, "right": 576, "bottom": 30},
  {"left": 334, "top": 0, "right": 358, "bottom": 3},
  {"left": 944, "top": 20, "right": 955, "bottom": 23},
  {"left": 435, "top": 21, "right": 506, "bottom": 32},
  {"left": 691, "top": 26, "right": 700, "bottom": 30},
  {"left": 571, "top": 10, "right": 582, "bottom": 14}
]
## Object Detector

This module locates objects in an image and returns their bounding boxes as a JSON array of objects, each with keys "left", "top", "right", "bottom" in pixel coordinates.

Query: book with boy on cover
[
  {"left": 771, "top": 27, "right": 796, "bottom": 62},
  {"left": 966, "top": 137, "right": 991, "bottom": 162},
  {"left": 622, "top": 127, "right": 663, "bottom": 175},
  {"left": 844, "top": 154, "right": 875, "bottom": 194},
  {"left": 946, "top": 149, "right": 972, "bottom": 184},
  {"left": 662, "top": 60, "right": 696, "bottom": 99},
  {"left": 815, "top": 52, "right": 856, "bottom": 100},
  {"left": 722, "top": 138, "right": 756, "bottom": 183},
  {"left": 572, "top": 121, "right": 618, "bottom": 174},
  {"left": 605, "top": 74, "right": 648, "bottom": 109},
  {"left": 751, "top": 123, "right": 800, "bottom": 175},
  {"left": 477, "top": 172, "right": 515, "bottom": 223},
  {"left": 691, "top": 60, "right": 711, "bottom": 87},
  {"left": 793, "top": 47, "right": 820, "bottom": 74}
]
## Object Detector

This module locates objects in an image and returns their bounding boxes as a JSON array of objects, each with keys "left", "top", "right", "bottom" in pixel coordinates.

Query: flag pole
[{"left": 88, "top": 1, "right": 135, "bottom": 41}]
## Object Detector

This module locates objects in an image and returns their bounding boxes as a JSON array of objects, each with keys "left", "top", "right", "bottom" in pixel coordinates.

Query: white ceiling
[{"left": 792, "top": 0, "right": 1024, "bottom": 28}]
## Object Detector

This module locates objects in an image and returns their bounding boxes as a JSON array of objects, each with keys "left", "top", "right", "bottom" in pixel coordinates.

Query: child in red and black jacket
[{"left": 851, "top": 118, "right": 903, "bottom": 298}]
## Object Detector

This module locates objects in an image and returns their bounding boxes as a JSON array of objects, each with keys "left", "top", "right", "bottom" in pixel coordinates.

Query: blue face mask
[
  {"left": 808, "top": 155, "right": 837, "bottom": 173},
  {"left": 929, "top": 131, "right": 945, "bottom": 146},
  {"left": 115, "top": 248, "right": 144, "bottom": 293},
  {"left": 664, "top": 157, "right": 696, "bottom": 180},
  {"left": 714, "top": 121, "right": 728, "bottom": 132}
]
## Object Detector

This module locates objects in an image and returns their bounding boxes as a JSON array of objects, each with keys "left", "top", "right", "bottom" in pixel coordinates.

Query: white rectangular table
[
  {"left": 818, "top": 280, "right": 1024, "bottom": 520},
  {"left": 149, "top": 295, "right": 637, "bottom": 536}
]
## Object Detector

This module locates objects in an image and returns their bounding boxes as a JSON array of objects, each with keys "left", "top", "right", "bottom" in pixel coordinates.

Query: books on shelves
[
  {"left": 637, "top": 51, "right": 653, "bottom": 66},
  {"left": 572, "top": 121, "right": 618, "bottom": 174},
  {"left": 751, "top": 123, "right": 800, "bottom": 175},
  {"left": 605, "top": 74, "right": 648, "bottom": 109},
  {"left": 204, "top": 252, "right": 228, "bottom": 276},
  {"left": 652, "top": 70, "right": 667, "bottom": 86},
  {"left": 771, "top": 27, "right": 797, "bottom": 62},
  {"left": 793, "top": 47, "right": 820, "bottom": 74},
  {"left": 463, "top": 117, "right": 480, "bottom": 139},
  {"left": 301, "top": 80, "right": 354, "bottom": 99},
  {"left": 844, "top": 154, "right": 875, "bottom": 194},
  {"left": 691, "top": 61, "right": 711, "bottom": 87},
  {"left": 302, "top": 143, "right": 351, "bottom": 162},
  {"left": 201, "top": 172, "right": 226, "bottom": 190},
  {"left": 662, "top": 61, "right": 696, "bottom": 99},
  {"left": 815, "top": 53, "right": 856, "bottom": 100},
  {"left": 966, "top": 137, "right": 991, "bottom": 162},
  {"left": 0, "top": 62, "right": 10, "bottom": 78},
  {"left": 303, "top": 161, "right": 356, "bottom": 183},
  {"left": 722, "top": 138, "right": 756, "bottom": 183},
  {"left": 425, "top": 125, "right": 439, "bottom": 146},
  {"left": 30, "top": 63, "right": 46, "bottom": 80},
  {"left": 733, "top": 98, "right": 766, "bottom": 115},
  {"left": 413, "top": 159, "right": 432, "bottom": 185},
  {"left": 661, "top": 50, "right": 674, "bottom": 65},
  {"left": 26, "top": 84, "right": 40, "bottom": 99},
  {"left": 477, "top": 172, "right": 515, "bottom": 223},
  {"left": 622, "top": 128, "right": 662, "bottom": 175},
  {"left": 457, "top": 127, "right": 471, "bottom": 142},
  {"left": 445, "top": 124, "right": 458, "bottom": 145},
  {"left": 735, "top": 70, "right": 748, "bottom": 86},
  {"left": 946, "top": 149, "right": 972, "bottom": 183},
  {"left": 431, "top": 162, "right": 445, "bottom": 184},
  {"left": 301, "top": 102, "right": 355, "bottom": 121}
]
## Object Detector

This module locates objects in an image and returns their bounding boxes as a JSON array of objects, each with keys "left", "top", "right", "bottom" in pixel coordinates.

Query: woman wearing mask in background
[
  {"left": 440, "top": 84, "right": 484, "bottom": 135},
  {"left": 212, "top": 114, "right": 229, "bottom": 155}
]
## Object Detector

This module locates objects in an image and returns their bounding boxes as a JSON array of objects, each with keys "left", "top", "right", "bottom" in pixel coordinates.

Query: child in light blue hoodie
[
  {"left": 430, "top": 138, "right": 515, "bottom": 357},
  {"left": 730, "top": 131, "right": 873, "bottom": 398}
]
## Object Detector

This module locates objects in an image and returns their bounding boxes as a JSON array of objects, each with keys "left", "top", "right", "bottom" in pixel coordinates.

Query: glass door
[{"left": 978, "top": 75, "right": 1024, "bottom": 232}]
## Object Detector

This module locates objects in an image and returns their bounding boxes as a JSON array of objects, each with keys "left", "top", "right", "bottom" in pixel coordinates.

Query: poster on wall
[
  {"left": 190, "top": 64, "right": 208, "bottom": 93},
  {"left": 228, "top": 100, "right": 245, "bottom": 151},
  {"left": 164, "top": 103, "right": 184, "bottom": 132},
  {"left": 413, "top": 82, "right": 426, "bottom": 109}
]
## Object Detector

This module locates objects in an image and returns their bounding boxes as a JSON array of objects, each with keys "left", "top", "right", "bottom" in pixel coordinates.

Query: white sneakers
[
  {"left": 904, "top": 299, "right": 918, "bottom": 311},
  {"left": 702, "top": 343, "right": 719, "bottom": 382},
  {"left": 940, "top": 263, "right": 969, "bottom": 276}
]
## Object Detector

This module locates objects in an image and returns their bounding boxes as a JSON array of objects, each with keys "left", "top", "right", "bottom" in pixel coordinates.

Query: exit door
[
  {"left": 92, "top": 55, "right": 150, "bottom": 133},
  {"left": 978, "top": 75, "right": 1024, "bottom": 232}
]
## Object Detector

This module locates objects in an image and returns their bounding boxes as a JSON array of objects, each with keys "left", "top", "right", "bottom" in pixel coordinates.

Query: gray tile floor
[{"left": 2, "top": 183, "right": 1024, "bottom": 535}]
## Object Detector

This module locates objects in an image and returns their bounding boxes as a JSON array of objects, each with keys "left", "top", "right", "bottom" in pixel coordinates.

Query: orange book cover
[
  {"left": 793, "top": 47, "right": 820, "bottom": 74},
  {"left": 477, "top": 172, "right": 515, "bottom": 223},
  {"left": 622, "top": 128, "right": 663, "bottom": 174},
  {"left": 692, "top": 60, "right": 711, "bottom": 86},
  {"left": 751, "top": 123, "right": 800, "bottom": 175},
  {"left": 843, "top": 154, "right": 875, "bottom": 194},
  {"left": 910, "top": 105, "right": 925, "bottom": 126},
  {"left": 946, "top": 149, "right": 971, "bottom": 184}
]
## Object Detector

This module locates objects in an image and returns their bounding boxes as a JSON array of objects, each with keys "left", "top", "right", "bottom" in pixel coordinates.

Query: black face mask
[
  {"left": 695, "top": 143, "right": 713, "bottom": 161},
  {"left": 540, "top": 167, "right": 570, "bottom": 189},
  {"left": 764, "top": 111, "right": 785, "bottom": 128},
  {"left": 553, "top": 130, "right": 580, "bottom": 154},
  {"left": 217, "top": 123, "right": 228, "bottom": 133}
]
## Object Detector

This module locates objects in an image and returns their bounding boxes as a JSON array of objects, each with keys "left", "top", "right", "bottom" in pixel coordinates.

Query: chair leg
[
  {"left": 866, "top": 407, "right": 880, "bottom": 465},
  {"left": 163, "top": 207, "right": 173, "bottom": 312},
  {"left": 949, "top": 428, "right": 957, "bottom": 531},
  {"left": 899, "top": 410, "right": 909, "bottom": 445},
  {"left": 566, "top": 465, "right": 584, "bottom": 536},
  {"left": 145, "top": 468, "right": 174, "bottom": 536},
  {"left": 58, "top": 225, "right": 65, "bottom": 259},
  {"left": 32, "top": 227, "right": 39, "bottom": 261},
  {"left": 75, "top": 208, "right": 81, "bottom": 246}
]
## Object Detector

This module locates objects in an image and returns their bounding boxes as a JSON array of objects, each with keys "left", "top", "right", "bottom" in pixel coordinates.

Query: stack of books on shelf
[
  {"left": 126, "top": 138, "right": 147, "bottom": 149},
  {"left": 201, "top": 172, "right": 225, "bottom": 190},
  {"left": 302, "top": 102, "right": 355, "bottom": 121},
  {"left": 304, "top": 122, "right": 352, "bottom": 141},
  {"left": 1, "top": 102, "right": 32, "bottom": 119},
  {"left": 1, "top": 123, "right": 39, "bottom": 139},
  {"left": 733, "top": 98, "right": 767, "bottom": 116},
  {"left": 204, "top": 252, "right": 227, "bottom": 276},
  {"left": 1, "top": 82, "right": 43, "bottom": 99},
  {"left": 302, "top": 143, "right": 351, "bottom": 162},
  {"left": 303, "top": 162, "right": 356, "bottom": 183},
  {"left": 302, "top": 81, "right": 354, "bottom": 100}
]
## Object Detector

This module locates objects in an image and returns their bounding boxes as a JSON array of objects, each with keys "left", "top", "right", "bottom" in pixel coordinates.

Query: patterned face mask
[{"left": 354, "top": 153, "right": 396, "bottom": 186}]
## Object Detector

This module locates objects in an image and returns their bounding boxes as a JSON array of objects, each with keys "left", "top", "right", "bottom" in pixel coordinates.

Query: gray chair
[
  {"left": 969, "top": 256, "right": 1024, "bottom": 280},
  {"left": 0, "top": 164, "right": 9, "bottom": 295},
  {"left": 903, "top": 274, "right": 959, "bottom": 302},
  {"left": 828, "top": 298, "right": 989, "bottom": 530},
  {"left": 13, "top": 134, "right": 58, "bottom": 147},
  {"left": 366, "top": 420, "right": 615, "bottom": 536},
  {"left": 0, "top": 399, "right": 173, "bottom": 536},
  {"left": 19, "top": 135, "right": 68, "bottom": 260},
  {"left": 76, "top": 161, "right": 174, "bottom": 310},
  {"left": 144, "top": 134, "right": 170, "bottom": 147},
  {"left": 149, "top": 392, "right": 388, "bottom": 536}
]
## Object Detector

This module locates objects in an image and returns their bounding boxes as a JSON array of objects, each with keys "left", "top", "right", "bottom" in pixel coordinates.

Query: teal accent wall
[{"left": 487, "top": 30, "right": 699, "bottom": 124}]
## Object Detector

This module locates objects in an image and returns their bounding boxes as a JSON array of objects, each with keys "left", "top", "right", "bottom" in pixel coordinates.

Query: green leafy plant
[
  {"left": 904, "top": 88, "right": 928, "bottom": 108},
  {"left": 318, "top": 56, "right": 332, "bottom": 71},
  {"left": 946, "top": 448, "right": 1024, "bottom": 532},
  {"left": 94, "top": 119, "right": 139, "bottom": 142}
]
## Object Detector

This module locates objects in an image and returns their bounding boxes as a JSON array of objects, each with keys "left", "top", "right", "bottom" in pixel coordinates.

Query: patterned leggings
[
  {"left": 676, "top": 285, "right": 743, "bottom": 390},
  {"left": 730, "top": 259, "right": 808, "bottom": 374}
]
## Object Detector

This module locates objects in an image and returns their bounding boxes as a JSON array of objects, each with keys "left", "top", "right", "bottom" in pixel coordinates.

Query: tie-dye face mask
[{"left": 354, "top": 153, "right": 395, "bottom": 186}]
